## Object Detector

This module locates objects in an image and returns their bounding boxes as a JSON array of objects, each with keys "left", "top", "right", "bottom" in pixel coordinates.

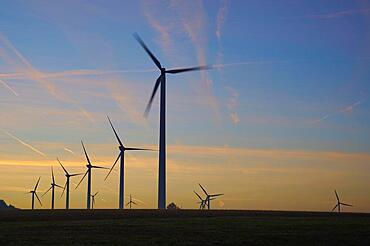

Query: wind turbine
[
  {"left": 29, "top": 177, "right": 42, "bottom": 209},
  {"left": 134, "top": 33, "right": 210, "bottom": 209},
  {"left": 331, "top": 190, "right": 353, "bottom": 213},
  {"left": 105, "top": 116, "right": 152, "bottom": 209},
  {"left": 90, "top": 191, "right": 99, "bottom": 210},
  {"left": 194, "top": 191, "right": 212, "bottom": 210},
  {"left": 126, "top": 194, "right": 138, "bottom": 209},
  {"left": 58, "top": 158, "right": 83, "bottom": 209},
  {"left": 41, "top": 166, "right": 63, "bottom": 209},
  {"left": 198, "top": 184, "right": 223, "bottom": 210},
  {"left": 76, "top": 141, "right": 108, "bottom": 209}
]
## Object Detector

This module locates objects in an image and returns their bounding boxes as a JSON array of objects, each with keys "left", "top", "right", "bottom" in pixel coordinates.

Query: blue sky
[{"left": 0, "top": 0, "right": 370, "bottom": 210}]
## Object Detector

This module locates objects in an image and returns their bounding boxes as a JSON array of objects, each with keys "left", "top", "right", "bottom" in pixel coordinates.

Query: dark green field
[{"left": 1, "top": 210, "right": 370, "bottom": 245}]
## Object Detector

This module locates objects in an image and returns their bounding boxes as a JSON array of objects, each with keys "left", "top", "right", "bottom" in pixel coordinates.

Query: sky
[{"left": 0, "top": 0, "right": 370, "bottom": 211}]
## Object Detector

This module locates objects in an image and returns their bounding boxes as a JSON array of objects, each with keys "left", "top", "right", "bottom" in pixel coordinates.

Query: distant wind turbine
[
  {"left": 332, "top": 190, "right": 353, "bottom": 213},
  {"left": 41, "top": 166, "right": 63, "bottom": 209},
  {"left": 29, "top": 177, "right": 42, "bottom": 209},
  {"left": 58, "top": 158, "right": 83, "bottom": 209},
  {"left": 126, "top": 194, "right": 138, "bottom": 209},
  {"left": 91, "top": 191, "right": 99, "bottom": 210},
  {"left": 198, "top": 184, "right": 223, "bottom": 210},
  {"left": 105, "top": 116, "right": 152, "bottom": 209},
  {"left": 134, "top": 33, "right": 210, "bottom": 209},
  {"left": 194, "top": 191, "right": 207, "bottom": 210},
  {"left": 76, "top": 141, "right": 109, "bottom": 209}
]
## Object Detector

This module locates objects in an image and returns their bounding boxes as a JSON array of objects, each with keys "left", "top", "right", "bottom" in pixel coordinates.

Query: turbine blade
[
  {"left": 61, "top": 181, "right": 67, "bottom": 198},
  {"left": 133, "top": 33, "right": 162, "bottom": 69},
  {"left": 194, "top": 191, "right": 203, "bottom": 201},
  {"left": 93, "top": 191, "right": 99, "bottom": 197},
  {"left": 81, "top": 141, "right": 92, "bottom": 166},
  {"left": 57, "top": 158, "right": 69, "bottom": 175},
  {"left": 210, "top": 193, "right": 224, "bottom": 197},
  {"left": 126, "top": 202, "right": 130, "bottom": 206},
  {"left": 335, "top": 190, "right": 339, "bottom": 202},
  {"left": 144, "top": 75, "right": 161, "bottom": 117},
  {"left": 341, "top": 203, "right": 353, "bottom": 207},
  {"left": 91, "top": 165, "right": 109, "bottom": 169},
  {"left": 70, "top": 173, "right": 84, "bottom": 177},
  {"left": 75, "top": 170, "right": 88, "bottom": 189},
  {"left": 107, "top": 116, "right": 124, "bottom": 147},
  {"left": 132, "top": 201, "right": 138, "bottom": 205},
  {"left": 55, "top": 184, "right": 64, "bottom": 189},
  {"left": 34, "top": 176, "right": 41, "bottom": 191},
  {"left": 331, "top": 204, "right": 338, "bottom": 212},
  {"left": 35, "top": 192, "right": 42, "bottom": 206},
  {"left": 166, "top": 65, "right": 210, "bottom": 74},
  {"left": 198, "top": 183, "right": 208, "bottom": 196},
  {"left": 105, "top": 153, "right": 121, "bottom": 181},
  {"left": 125, "top": 147, "right": 154, "bottom": 151},
  {"left": 51, "top": 166, "right": 55, "bottom": 184},
  {"left": 41, "top": 186, "right": 52, "bottom": 197}
]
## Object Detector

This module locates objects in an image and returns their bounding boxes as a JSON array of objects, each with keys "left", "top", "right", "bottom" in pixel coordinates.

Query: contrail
[
  {"left": 64, "top": 147, "right": 74, "bottom": 155},
  {"left": 0, "top": 68, "right": 157, "bottom": 80},
  {"left": 212, "top": 60, "right": 287, "bottom": 68},
  {"left": 311, "top": 98, "right": 367, "bottom": 124},
  {"left": 0, "top": 62, "right": 283, "bottom": 80},
  {"left": 3, "top": 130, "right": 46, "bottom": 157},
  {"left": 0, "top": 79, "right": 18, "bottom": 96}
]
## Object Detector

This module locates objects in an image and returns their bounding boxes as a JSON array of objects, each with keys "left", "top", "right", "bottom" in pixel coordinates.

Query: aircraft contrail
[
  {"left": 0, "top": 79, "right": 18, "bottom": 96},
  {"left": 311, "top": 99, "right": 367, "bottom": 124},
  {"left": 0, "top": 61, "right": 283, "bottom": 80},
  {"left": 3, "top": 130, "right": 46, "bottom": 157},
  {"left": 0, "top": 68, "right": 157, "bottom": 80}
]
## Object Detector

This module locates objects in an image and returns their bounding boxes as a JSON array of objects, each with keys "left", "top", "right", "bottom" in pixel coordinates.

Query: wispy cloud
[
  {"left": 2, "top": 130, "right": 46, "bottom": 157},
  {"left": 0, "top": 79, "right": 18, "bottom": 96},
  {"left": 215, "top": 0, "right": 229, "bottom": 74},
  {"left": 216, "top": 0, "right": 229, "bottom": 40},
  {"left": 107, "top": 79, "right": 146, "bottom": 125},
  {"left": 225, "top": 86, "right": 240, "bottom": 124},
  {"left": 64, "top": 147, "right": 75, "bottom": 155},
  {"left": 142, "top": 0, "right": 220, "bottom": 119},
  {"left": 0, "top": 33, "right": 61, "bottom": 99},
  {"left": 306, "top": 8, "right": 370, "bottom": 20},
  {"left": 0, "top": 33, "right": 95, "bottom": 123}
]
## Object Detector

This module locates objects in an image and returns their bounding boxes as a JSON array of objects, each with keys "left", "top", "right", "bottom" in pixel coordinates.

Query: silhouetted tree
[
  {"left": 167, "top": 202, "right": 180, "bottom": 210},
  {"left": 0, "top": 199, "right": 17, "bottom": 209}
]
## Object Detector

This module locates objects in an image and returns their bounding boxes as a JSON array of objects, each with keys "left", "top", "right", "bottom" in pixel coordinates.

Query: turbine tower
[
  {"left": 199, "top": 184, "right": 223, "bottom": 210},
  {"left": 76, "top": 141, "right": 108, "bottom": 209},
  {"left": 91, "top": 191, "right": 99, "bottom": 210},
  {"left": 134, "top": 33, "right": 209, "bottom": 209},
  {"left": 29, "top": 177, "right": 42, "bottom": 209},
  {"left": 105, "top": 116, "right": 152, "bottom": 209},
  {"left": 58, "top": 158, "right": 83, "bottom": 209},
  {"left": 42, "top": 166, "right": 63, "bottom": 209},
  {"left": 126, "top": 194, "right": 138, "bottom": 209},
  {"left": 332, "top": 190, "right": 353, "bottom": 213}
]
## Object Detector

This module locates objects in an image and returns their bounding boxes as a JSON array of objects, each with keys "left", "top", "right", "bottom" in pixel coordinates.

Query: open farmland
[{"left": 1, "top": 210, "right": 370, "bottom": 245}]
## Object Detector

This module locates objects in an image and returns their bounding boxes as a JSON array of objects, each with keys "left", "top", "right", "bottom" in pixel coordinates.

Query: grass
[{"left": 1, "top": 210, "right": 370, "bottom": 245}]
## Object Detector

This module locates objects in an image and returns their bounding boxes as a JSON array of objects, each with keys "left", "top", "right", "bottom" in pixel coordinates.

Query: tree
[{"left": 167, "top": 202, "right": 180, "bottom": 210}]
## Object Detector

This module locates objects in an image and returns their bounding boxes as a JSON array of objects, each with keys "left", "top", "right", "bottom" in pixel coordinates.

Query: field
[{"left": 1, "top": 209, "right": 370, "bottom": 245}]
